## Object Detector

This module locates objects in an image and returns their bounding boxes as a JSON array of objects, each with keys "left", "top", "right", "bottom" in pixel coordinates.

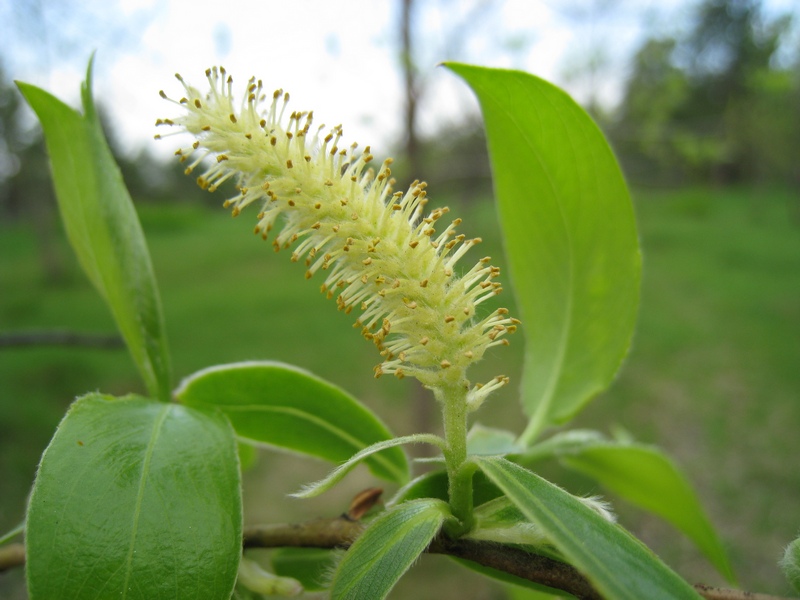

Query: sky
[{"left": 1, "top": 0, "right": 798, "bottom": 160}]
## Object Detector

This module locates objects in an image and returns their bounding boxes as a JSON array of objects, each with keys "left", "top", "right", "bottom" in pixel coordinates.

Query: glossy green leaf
[
  {"left": 475, "top": 457, "right": 702, "bottom": 600},
  {"left": 293, "top": 433, "right": 443, "bottom": 498},
  {"left": 445, "top": 63, "right": 641, "bottom": 443},
  {"left": 16, "top": 59, "right": 171, "bottom": 401},
  {"left": 26, "top": 393, "right": 242, "bottom": 600},
  {"left": 330, "top": 499, "right": 450, "bottom": 600},
  {"left": 557, "top": 442, "right": 733, "bottom": 582},
  {"left": 271, "top": 548, "right": 334, "bottom": 592},
  {"left": 780, "top": 536, "right": 800, "bottom": 594},
  {"left": 175, "top": 361, "right": 411, "bottom": 484}
]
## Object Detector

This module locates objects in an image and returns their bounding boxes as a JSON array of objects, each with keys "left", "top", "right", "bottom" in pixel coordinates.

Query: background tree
[{"left": 610, "top": 0, "right": 799, "bottom": 188}]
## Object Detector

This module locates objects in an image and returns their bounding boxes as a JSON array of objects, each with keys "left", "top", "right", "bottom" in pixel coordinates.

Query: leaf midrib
[
  {"left": 479, "top": 75, "right": 578, "bottom": 440},
  {"left": 121, "top": 405, "right": 170, "bottom": 599}
]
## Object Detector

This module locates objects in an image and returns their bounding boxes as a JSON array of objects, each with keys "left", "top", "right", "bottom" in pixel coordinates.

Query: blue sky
[{"left": 1, "top": 0, "right": 797, "bottom": 158}]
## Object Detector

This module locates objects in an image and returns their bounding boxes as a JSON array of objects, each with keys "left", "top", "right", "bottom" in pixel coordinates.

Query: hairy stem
[{"left": 438, "top": 382, "right": 474, "bottom": 536}]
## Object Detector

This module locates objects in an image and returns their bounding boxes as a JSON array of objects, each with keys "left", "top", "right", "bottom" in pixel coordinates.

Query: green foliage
[
  {"left": 16, "top": 58, "right": 171, "bottom": 401},
  {"left": 11, "top": 57, "right": 748, "bottom": 600},
  {"left": 475, "top": 457, "right": 703, "bottom": 600},
  {"left": 25, "top": 393, "right": 242, "bottom": 600},
  {"left": 175, "top": 361, "right": 409, "bottom": 483},
  {"left": 329, "top": 499, "right": 451, "bottom": 600},
  {"left": 523, "top": 431, "right": 733, "bottom": 581},
  {"left": 611, "top": 0, "right": 799, "bottom": 186},
  {"left": 445, "top": 63, "right": 641, "bottom": 443}
]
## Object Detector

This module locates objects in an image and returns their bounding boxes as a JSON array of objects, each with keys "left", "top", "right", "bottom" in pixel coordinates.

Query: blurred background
[{"left": 1, "top": 0, "right": 799, "bottom": 598}]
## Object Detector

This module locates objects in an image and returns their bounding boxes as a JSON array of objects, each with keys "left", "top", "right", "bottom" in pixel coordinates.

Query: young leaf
[
  {"left": 474, "top": 457, "right": 702, "bottom": 600},
  {"left": 16, "top": 58, "right": 171, "bottom": 401},
  {"left": 445, "top": 63, "right": 641, "bottom": 443},
  {"left": 330, "top": 499, "right": 451, "bottom": 600},
  {"left": 175, "top": 361, "right": 410, "bottom": 483},
  {"left": 558, "top": 442, "right": 734, "bottom": 582},
  {"left": 292, "top": 433, "right": 444, "bottom": 498},
  {"left": 26, "top": 393, "right": 242, "bottom": 600}
]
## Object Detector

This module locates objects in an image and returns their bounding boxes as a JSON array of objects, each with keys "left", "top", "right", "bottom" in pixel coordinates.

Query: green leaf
[
  {"left": 330, "top": 499, "right": 450, "bottom": 600},
  {"left": 271, "top": 548, "right": 334, "bottom": 592},
  {"left": 781, "top": 536, "right": 800, "bottom": 594},
  {"left": 467, "top": 423, "right": 523, "bottom": 456},
  {"left": 237, "top": 441, "right": 259, "bottom": 472},
  {"left": 445, "top": 63, "right": 641, "bottom": 442},
  {"left": 388, "top": 468, "right": 502, "bottom": 507},
  {"left": 0, "top": 522, "right": 24, "bottom": 546},
  {"left": 475, "top": 457, "right": 702, "bottom": 600},
  {"left": 292, "top": 433, "right": 443, "bottom": 498},
  {"left": 16, "top": 59, "right": 171, "bottom": 401},
  {"left": 26, "top": 393, "right": 242, "bottom": 600},
  {"left": 389, "top": 471, "right": 450, "bottom": 505},
  {"left": 468, "top": 496, "right": 549, "bottom": 546},
  {"left": 557, "top": 441, "right": 734, "bottom": 582},
  {"left": 518, "top": 430, "right": 608, "bottom": 463},
  {"left": 175, "top": 361, "right": 411, "bottom": 484}
]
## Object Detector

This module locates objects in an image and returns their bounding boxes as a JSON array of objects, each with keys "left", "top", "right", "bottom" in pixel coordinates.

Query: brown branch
[
  {"left": 0, "top": 330, "right": 124, "bottom": 349},
  {"left": 3, "top": 522, "right": 795, "bottom": 600},
  {"left": 0, "top": 543, "right": 25, "bottom": 572},
  {"left": 244, "top": 518, "right": 795, "bottom": 600},
  {"left": 693, "top": 584, "right": 794, "bottom": 600}
]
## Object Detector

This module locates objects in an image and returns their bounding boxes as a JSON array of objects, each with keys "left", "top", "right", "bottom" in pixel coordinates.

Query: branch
[
  {"left": 0, "top": 543, "right": 24, "bottom": 572},
  {"left": 3, "top": 511, "right": 795, "bottom": 600},
  {"left": 244, "top": 518, "right": 795, "bottom": 600},
  {"left": 0, "top": 330, "right": 124, "bottom": 349}
]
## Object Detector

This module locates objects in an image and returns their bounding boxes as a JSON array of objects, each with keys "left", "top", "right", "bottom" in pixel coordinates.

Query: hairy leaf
[
  {"left": 26, "top": 394, "right": 241, "bottom": 600},
  {"left": 560, "top": 442, "right": 733, "bottom": 582},
  {"left": 293, "top": 433, "right": 443, "bottom": 498},
  {"left": 330, "top": 499, "right": 450, "bottom": 600},
  {"left": 445, "top": 63, "right": 640, "bottom": 442},
  {"left": 475, "top": 457, "right": 702, "bottom": 600},
  {"left": 781, "top": 536, "right": 800, "bottom": 594}
]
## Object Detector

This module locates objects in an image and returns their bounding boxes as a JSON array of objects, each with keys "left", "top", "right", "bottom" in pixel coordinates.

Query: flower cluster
[{"left": 157, "top": 67, "right": 517, "bottom": 408}]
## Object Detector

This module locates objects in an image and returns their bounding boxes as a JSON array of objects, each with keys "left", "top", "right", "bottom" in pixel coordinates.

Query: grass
[{"left": 1, "top": 185, "right": 798, "bottom": 597}]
